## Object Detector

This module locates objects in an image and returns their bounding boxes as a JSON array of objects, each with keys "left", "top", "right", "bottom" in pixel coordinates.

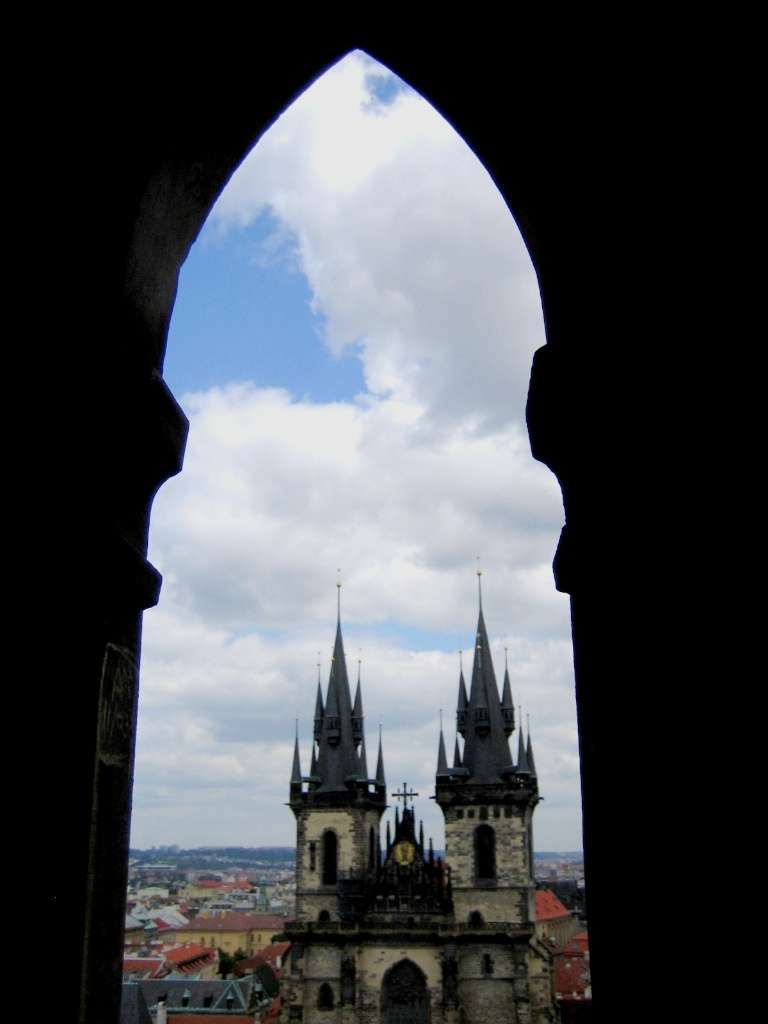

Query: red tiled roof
[
  {"left": 234, "top": 954, "right": 267, "bottom": 976},
  {"left": 253, "top": 942, "right": 290, "bottom": 968},
  {"left": 164, "top": 943, "right": 217, "bottom": 969},
  {"left": 535, "top": 889, "right": 572, "bottom": 921},
  {"left": 553, "top": 932, "right": 590, "bottom": 999},
  {"left": 177, "top": 913, "right": 285, "bottom": 933},
  {"left": 558, "top": 930, "right": 589, "bottom": 955},
  {"left": 122, "top": 957, "right": 166, "bottom": 979}
]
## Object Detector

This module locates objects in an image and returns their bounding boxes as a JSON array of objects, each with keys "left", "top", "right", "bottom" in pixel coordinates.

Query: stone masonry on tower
[{"left": 280, "top": 585, "right": 554, "bottom": 1024}]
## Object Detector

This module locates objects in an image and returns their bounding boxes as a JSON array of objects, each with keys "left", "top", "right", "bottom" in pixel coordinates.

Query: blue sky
[
  {"left": 166, "top": 210, "right": 365, "bottom": 403},
  {"left": 135, "top": 51, "right": 580, "bottom": 852}
]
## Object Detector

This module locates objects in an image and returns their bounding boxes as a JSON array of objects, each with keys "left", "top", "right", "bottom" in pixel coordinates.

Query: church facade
[{"left": 280, "top": 592, "right": 554, "bottom": 1024}]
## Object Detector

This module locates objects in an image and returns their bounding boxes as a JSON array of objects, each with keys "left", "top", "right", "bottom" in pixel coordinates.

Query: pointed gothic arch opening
[
  {"left": 381, "top": 959, "right": 429, "bottom": 1024},
  {"left": 78, "top": 39, "right": 602, "bottom": 1024},
  {"left": 317, "top": 982, "right": 335, "bottom": 1010},
  {"left": 137, "top": 46, "right": 575, "bottom": 877}
]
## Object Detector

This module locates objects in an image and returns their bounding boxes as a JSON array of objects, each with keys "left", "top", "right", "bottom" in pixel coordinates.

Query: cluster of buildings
[{"left": 123, "top": 588, "right": 590, "bottom": 1022}]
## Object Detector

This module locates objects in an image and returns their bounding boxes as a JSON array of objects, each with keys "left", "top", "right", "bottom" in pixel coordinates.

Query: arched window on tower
[
  {"left": 369, "top": 826, "right": 376, "bottom": 870},
  {"left": 322, "top": 830, "right": 338, "bottom": 885},
  {"left": 317, "top": 983, "right": 335, "bottom": 1010},
  {"left": 475, "top": 824, "right": 496, "bottom": 882}
]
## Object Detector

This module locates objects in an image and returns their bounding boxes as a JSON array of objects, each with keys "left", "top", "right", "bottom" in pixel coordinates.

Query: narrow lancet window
[
  {"left": 322, "top": 830, "right": 338, "bottom": 885},
  {"left": 318, "top": 983, "right": 334, "bottom": 1010},
  {"left": 475, "top": 824, "right": 496, "bottom": 881}
]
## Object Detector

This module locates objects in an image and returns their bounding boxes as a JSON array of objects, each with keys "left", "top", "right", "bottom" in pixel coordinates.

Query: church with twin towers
[{"left": 280, "top": 578, "right": 554, "bottom": 1024}]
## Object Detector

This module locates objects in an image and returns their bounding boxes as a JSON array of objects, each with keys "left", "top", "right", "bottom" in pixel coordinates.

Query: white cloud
[
  {"left": 133, "top": 52, "right": 581, "bottom": 853},
  {"left": 212, "top": 51, "right": 545, "bottom": 435}
]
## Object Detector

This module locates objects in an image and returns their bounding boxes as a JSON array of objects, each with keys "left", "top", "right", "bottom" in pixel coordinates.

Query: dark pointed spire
[
  {"left": 386, "top": 820, "right": 391, "bottom": 850},
  {"left": 456, "top": 651, "right": 469, "bottom": 736},
  {"left": 526, "top": 712, "right": 537, "bottom": 777},
  {"left": 313, "top": 585, "right": 360, "bottom": 792},
  {"left": 436, "top": 716, "right": 449, "bottom": 775},
  {"left": 352, "top": 656, "right": 364, "bottom": 744},
  {"left": 460, "top": 583, "right": 514, "bottom": 784},
  {"left": 310, "top": 743, "right": 318, "bottom": 778},
  {"left": 419, "top": 819, "right": 425, "bottom": 850},
  {"left": 501, "top": 647, "right": 515, "bottom": 737},
  {"left": 313, "top": 659, "right": 324, "bottom": 741},
  {"left": 516, "top": 716, "right": 531, "bottom": 775},
  {"left": 453, "top": 736, "right": 463, "bottom": 769},
  {"left": 376, "top": 725, "right": 386, "bottom": 787},
  {"left": 291, "top": 722, "right": 302, "bottom": 785},
  {"left": 429, "top": 836, "right": 434, "bottom": 865}
]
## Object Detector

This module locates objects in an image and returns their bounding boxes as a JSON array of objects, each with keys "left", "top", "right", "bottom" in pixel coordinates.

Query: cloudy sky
[{"left": 132, "top": 51, "right": 581, "bottom": 853}]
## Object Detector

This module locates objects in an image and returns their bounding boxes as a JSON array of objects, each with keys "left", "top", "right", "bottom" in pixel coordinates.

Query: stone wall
[
  {"left": 280, "top": 933, "right": 549, "bottom": 1024},
  {"left": 457, "top": 942, "right": 522, "bottom": 1024},
  {"left": 444, "top": 804, "right": 535, "bottom": 925},
  {"left": 282, "top": 940, "right": 452, "bottom": 1024},
  {"left": 295, "top": 806, "right": 383, "bottom": 922}
]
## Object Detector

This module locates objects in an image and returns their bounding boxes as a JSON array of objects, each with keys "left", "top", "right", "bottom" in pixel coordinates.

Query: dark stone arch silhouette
[
  {"left": 53, "top": 27, "right": 685, "bottom": 1024},
  {"left": 381, "top": 959, "right": 429, "bottom": 1024}
]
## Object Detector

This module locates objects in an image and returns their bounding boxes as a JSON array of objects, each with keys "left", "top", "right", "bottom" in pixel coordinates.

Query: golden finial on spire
[
  {"left": 336, "top": 568, "right": 342, "bottom": 622},
  {"left": 476, "top": 556, "right": 483, "bottom": 611}
]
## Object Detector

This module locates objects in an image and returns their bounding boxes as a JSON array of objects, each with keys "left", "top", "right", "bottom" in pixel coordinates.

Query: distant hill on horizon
[{"left": 131, "top": 845, "right": 582, "bottom": 860}]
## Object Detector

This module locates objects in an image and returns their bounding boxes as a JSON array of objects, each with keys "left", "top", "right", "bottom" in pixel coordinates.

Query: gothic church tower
[
  {"left": 435, "top": 577, "right": 551, "bottom": 1022},
  {"left": 281, "top": 584, "right": 553, "bottom": 1024},
  {"left": 289, "top": 592, "right": 387, "bottom": 928}
]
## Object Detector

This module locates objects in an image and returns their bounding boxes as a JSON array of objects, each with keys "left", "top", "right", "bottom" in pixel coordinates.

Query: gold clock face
[{"left": 393, "top": 840, "right": 415, "bottom": 865}]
